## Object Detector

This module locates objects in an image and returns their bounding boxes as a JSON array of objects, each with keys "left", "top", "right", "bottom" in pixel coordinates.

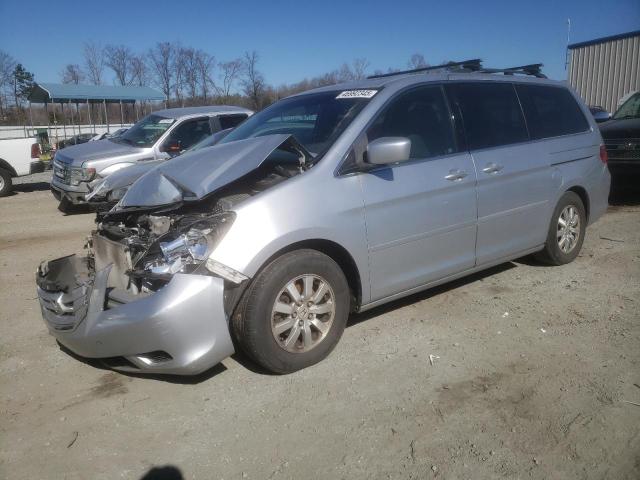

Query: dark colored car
[
  {"left": 599, "top": 92, "right": 640, "bottom": 183},
  {"left": 57, "top": 133, "right": 96, "bottom": 150}
]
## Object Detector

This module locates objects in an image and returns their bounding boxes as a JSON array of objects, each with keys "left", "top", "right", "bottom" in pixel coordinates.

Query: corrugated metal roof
[
  {"left": 568, "top": 30, "right": 640, "bottom": 50},
  {"left": 28, "top": 83, "right": 165, "bottom": 103}
]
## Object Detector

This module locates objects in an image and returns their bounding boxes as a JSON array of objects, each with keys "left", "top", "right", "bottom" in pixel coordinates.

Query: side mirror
[
  {"left": 366, "top": 137, "right": 411, "bottom": 165},
  {"left": 593, "top": 111, "right": 611, "bottom": 123},
  {"left": 161, "top": 140, "right": 181, "bottom": 154}
]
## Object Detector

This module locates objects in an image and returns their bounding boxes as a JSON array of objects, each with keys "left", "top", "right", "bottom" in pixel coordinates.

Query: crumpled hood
[
  {"left": 116, "top": 134, "right": 291, "bottom": 209},
  {"left": 55, "top": 139, "right": 142, "bottom": 167},
  {"left": 86, "top": 160, "right": 164, "bottom": 201}
]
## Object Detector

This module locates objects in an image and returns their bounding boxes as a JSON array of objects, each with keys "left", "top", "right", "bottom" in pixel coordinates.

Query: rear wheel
[
  {"left": 0, "top": 169, "right": 12, "bottom": 197},
  {"left": 535, "top": 191, "right": 586, "bottom": 265},
  {"left": 232, "top": 249, "right": 350, "bottom": 374}
]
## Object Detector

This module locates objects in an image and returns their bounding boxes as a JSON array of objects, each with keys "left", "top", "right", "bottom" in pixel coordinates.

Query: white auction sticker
[{"left": 336, "top": 89, "right": 378, "bottom": 99}]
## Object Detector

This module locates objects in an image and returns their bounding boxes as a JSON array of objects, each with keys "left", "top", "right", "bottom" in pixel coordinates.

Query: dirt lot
[{"left": 1, "top": 173, "right": 639, "bottom": 480}]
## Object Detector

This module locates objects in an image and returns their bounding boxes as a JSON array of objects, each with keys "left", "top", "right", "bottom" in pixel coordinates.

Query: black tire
[
  {"left": 0, "top": 169, "right": 12, "bottom": 197},
  {"left": 232, "top": 249, "right": 350, "bottom": 374},
  {"left": 535, "top": 191, "right": 586, "bottom": 265}
]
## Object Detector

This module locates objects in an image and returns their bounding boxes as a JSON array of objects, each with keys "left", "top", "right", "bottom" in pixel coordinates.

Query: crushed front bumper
[{"left": 36, "top": 255, "right": 235, "bottom": 375}]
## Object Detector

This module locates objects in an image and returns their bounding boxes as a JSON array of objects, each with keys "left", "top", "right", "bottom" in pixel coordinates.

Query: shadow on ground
[
  {"left": 609, "top": 178, "right": 640, "bottom": 206},
  {"left": 9, "top": 181, "right": 51, "bottom": 194},
  {"left": 140, "top": 466, "right": 184, "bottom": 480},
  {"left": 57, "top": 343, "right": 228, "bottom": 384}
]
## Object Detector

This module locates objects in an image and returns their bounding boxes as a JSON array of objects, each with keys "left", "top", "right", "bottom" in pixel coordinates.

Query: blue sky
[{"left": 1, "top": 0, "right": 638, "bottom": 86}]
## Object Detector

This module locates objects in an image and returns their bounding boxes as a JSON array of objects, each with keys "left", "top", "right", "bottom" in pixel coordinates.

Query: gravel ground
[{"left": 1, "top": 174, "right": 639, "bottom": 480}]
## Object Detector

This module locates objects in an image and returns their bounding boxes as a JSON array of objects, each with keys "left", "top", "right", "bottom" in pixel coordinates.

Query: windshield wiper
[{"left": 614, "top": 115, "right": 639, "bottom": 120}]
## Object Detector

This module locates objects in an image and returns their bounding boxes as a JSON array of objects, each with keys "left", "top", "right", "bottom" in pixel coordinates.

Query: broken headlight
[{"left": 143, "top": 212, "right": 235, "bottom": 276}]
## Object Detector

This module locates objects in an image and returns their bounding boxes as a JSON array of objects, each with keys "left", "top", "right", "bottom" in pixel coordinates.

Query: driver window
[
  {"left": 162, "top": 117, "right": 212, "bottom": 151},
  {"left": 367, "top": 86, "right": 457, "bottom": 159}
]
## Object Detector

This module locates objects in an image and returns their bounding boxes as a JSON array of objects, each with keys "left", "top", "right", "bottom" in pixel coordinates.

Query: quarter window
[
  {"left": 367, "top": 86, "right": 457, "bottom": 159},
  {"left": 447, "top": 83, "right": 528, "bottom": 150},
  {"left": 218, "top": 114, "right": 248, "bottom": 130},
  {"left": 516, "top": 84, "right": 589, "bottom": 139}
]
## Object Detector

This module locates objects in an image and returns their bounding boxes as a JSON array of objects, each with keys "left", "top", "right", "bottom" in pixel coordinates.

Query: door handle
[
  {"left": 444, "top": 169, "right": 468, "bottom": 181},
  {"left": 482, "top": 163, "right": 504, "bottom": 174}
]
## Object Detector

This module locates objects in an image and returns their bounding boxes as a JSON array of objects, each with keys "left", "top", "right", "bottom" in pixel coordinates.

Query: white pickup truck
[{"left": 0, "top": 137, "right": 44, "bottom": 196}]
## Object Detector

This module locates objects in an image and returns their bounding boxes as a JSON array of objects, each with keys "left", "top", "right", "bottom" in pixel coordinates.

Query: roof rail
[
  {"left": 479, "top": 63, "right": 547, "bottom": 78},
  {"left": 367, "top": 59, "right": 482, "bottom": 79}
]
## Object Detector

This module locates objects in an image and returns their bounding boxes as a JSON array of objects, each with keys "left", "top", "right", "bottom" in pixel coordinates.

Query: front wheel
[
  {"left": 535, "top": 191, "right": 586, "bottom": 265},
  {"left": 232, "top": 249, "right": 350, "bottom": 374},
  {"left": 0, "top": 169, "right": 13, "bottom": 197}
]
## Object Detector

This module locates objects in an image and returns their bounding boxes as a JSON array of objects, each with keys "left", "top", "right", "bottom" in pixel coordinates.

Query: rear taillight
[
  {"left": 31, "top": 143, "right": 41, "bottom": 159},
  {"left": 599, "top": 144, "right": 608, "bottom": 164}
]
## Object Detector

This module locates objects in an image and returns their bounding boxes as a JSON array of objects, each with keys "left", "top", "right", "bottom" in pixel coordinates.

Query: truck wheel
[
  {"left": 0, "top": 169, "right": 12, "bottom": 197},
  {"left": 232, "top": 249, "right": 350, "bottom": 374},
  {"left": 535, "top": 191, "right": 586, "bottom": 265}
]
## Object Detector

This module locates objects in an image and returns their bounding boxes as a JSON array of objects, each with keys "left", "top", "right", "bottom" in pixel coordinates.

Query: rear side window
[
  {"left": 516, "top": 84, "right": 589, "bottom": 139},
  {"left": 447, "top": 83, "right": 528, "bottom": 150},
  {"left": 218, "top": 114, "right": 248, "bottom": 130},
  {"left": 367, "top": 85, "right": 457, "bottom": 159}
]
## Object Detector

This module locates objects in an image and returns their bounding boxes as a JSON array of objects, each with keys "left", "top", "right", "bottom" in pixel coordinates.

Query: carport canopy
[{"left": 28, "top": 83, "right": 165, "bottom": 104}]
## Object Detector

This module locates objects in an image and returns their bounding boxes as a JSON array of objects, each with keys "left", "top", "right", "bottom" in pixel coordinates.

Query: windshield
[
  {"left": 613, "top": 92, "right": 640, "bottom": 120},
  {"left": 114, "top": 114, "right": 175, "bottom": 148},
  {"left": 218, "top": 90, "right": 375, "bottom": 155}
]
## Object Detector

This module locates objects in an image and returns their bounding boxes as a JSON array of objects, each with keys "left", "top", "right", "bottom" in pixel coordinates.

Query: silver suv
[
  {"left": 36, "top": 62, "right": 610, "bottom": 375},
  {"left": 50, "top": 106, "right": 252, "bottom": 209}
]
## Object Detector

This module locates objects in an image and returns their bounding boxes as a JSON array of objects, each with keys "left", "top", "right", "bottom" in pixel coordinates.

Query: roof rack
[
  {"left": 367, "top": 59, "right": 547, "bottom": 80},
  {"left": 479, "top": 63, "right": 547, "bottom": 78},
  {"left": 367, "top": 59, "right": 482, "bottom": 79}
]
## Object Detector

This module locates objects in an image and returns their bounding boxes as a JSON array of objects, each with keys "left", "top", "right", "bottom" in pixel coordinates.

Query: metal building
[{"left": 568, "top": 30, "right": 639, "bottom": 113}]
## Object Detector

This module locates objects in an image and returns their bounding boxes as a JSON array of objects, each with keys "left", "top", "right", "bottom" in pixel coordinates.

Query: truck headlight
[{"left": 69, "top": 167, "right": 96, "bottom": 185}]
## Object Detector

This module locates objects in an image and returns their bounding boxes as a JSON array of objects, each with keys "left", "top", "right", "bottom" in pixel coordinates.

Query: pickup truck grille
[
  {"left": 604, "top": 138, "right": 640, "bottom": 163},
  {"left": 53, "top": 160, "right": 72, "bottom": 185}
]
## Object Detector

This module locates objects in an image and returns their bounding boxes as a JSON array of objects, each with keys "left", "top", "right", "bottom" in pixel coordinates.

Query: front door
[{"left": 358, "top": 85, "right": 478, "bottom": 301}]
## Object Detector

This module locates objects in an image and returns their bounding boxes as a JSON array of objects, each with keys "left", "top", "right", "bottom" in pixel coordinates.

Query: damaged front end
[
  {"left": 36, "top": 134, "right": 310, "bottom": 375},
  {"left": 36, "top": 192, "right": 253, "bottom": 375},
  {"left": 36, "top": 207, "right": 245, "bottom": 374}
]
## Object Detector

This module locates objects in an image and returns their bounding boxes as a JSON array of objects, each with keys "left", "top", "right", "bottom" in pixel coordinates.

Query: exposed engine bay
[{"left": 90, "top": 142, "right": 307, "bottom": 295}]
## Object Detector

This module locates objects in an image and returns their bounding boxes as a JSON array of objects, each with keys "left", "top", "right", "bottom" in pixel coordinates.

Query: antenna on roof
[{"left": 367, "top": 59, "right": 483, "bottom": 79}]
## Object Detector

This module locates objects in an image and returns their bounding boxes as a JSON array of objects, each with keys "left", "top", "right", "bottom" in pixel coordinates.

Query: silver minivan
[
  {"left": 36, "top": 64, "right": 610, "bottom": 375},
  {"left": 50, "top": 105, "right": 252, "bottom": 209}
]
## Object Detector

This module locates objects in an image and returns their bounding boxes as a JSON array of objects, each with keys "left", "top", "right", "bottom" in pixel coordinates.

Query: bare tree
[
  {"left": 241, "top": 51, "right": 266, "bottom": 110},
  {"left": 195, "top": 50, "right": 215, "bottom": 101},
  {"left": 0, "top": 50, "right": 17, "bottom": 116},
  {"left": 61, "top": 64, "right": 85, "bottom": 84},
  {"left": 148, "top": 42, "right": 175, "bottom": 100},
  {"left": 179, "top": 47, "right": 199, "bottom": 100},
  {"left": 83, "top": 42, "right": 104, "bottom": 85},
  {"left": 129, "top": 54, "right": 149, "bottom": 86},
  {"left": 104, "top": 44, "right": 132, "bottom": 85},
  {"left": 351, "top": 58, "right": 370, "bottom": 80},
  {"left": 407, "top": 53, "right": 428, "bottom": 69},
  {"left": 173, "top": 47, "right": 187, "bottom": 104},
  {"left": 337, "top": 63, "right": 354, "bottom": 82},
  {"left": 218, "top": 59, "right": 243, "bottom": 99}
]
